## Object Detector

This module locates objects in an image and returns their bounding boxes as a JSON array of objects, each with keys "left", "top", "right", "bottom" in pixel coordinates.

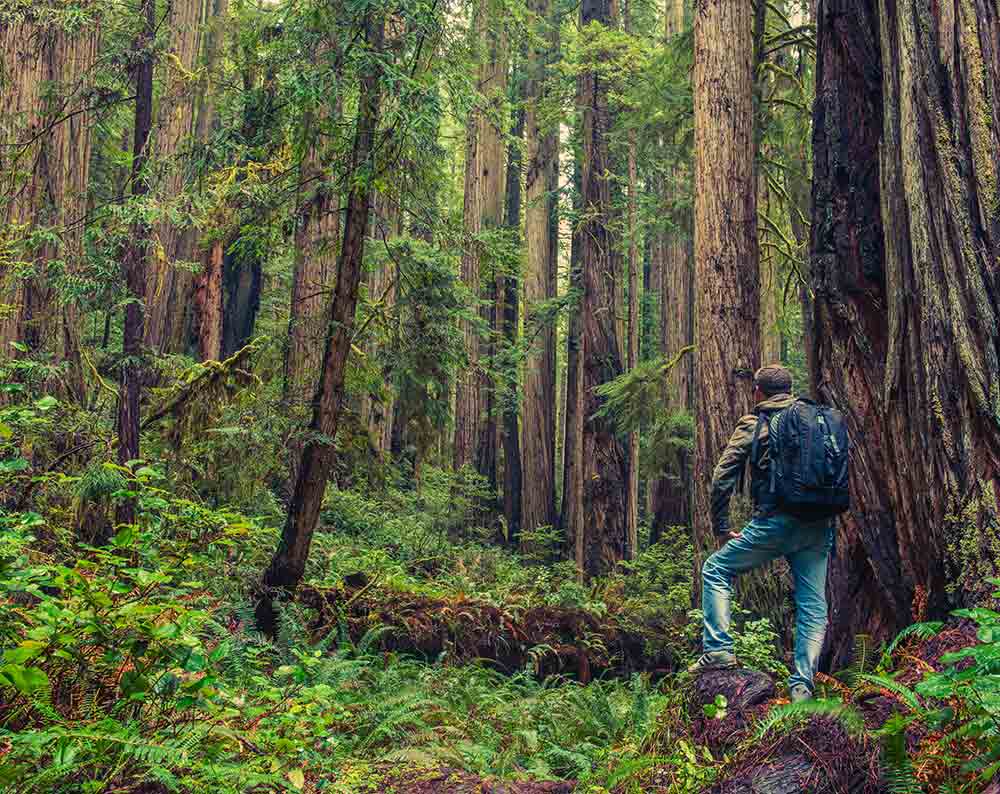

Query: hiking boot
[
  {"left": 687, "top": 651, "right": 738, "bottom": 674},
  {"left": 789, "top": 683, "right": 813, "bottom": 703}
]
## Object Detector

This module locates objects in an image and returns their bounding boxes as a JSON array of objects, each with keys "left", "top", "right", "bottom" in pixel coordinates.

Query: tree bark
[
  {"left": 578, "top": 0, "right": 629, "bottom": 577},
  {"left": 0, "top": 8, "right": 98, "bottom": 397},
  {"left": 560, "top": 164, "right": 584, "bottom": 573},
  {"left": 624, "top": 5, "right": 640, "bottom": 560},
  {"left": 115, "top": 0, "right": 156, "bottom": 527},
  {"left": 284, "top": 101, "right": 341, "bottom": 406},
  {"left": 812, "top": 0, "right": 1000, "bottom": 666},
  {"left": 454, "top": 0, "right": 508, "bottom": 494},
  {"left": 190, "top": 0, "right": 230, "bottom": 361},
  {"left": 691, "top": 0, "right": 760, "bottom": 577},
  {"left": 502, "top": 95, "right": 525, "bottom": 543},
  {"left": 144, "top": 0, "right": 212, "bottom": 355},
  {"left": 257, "top": 10, "right": 384, "bottom": 636},
  {"left": 521, "top": 0, "right": 559, "bottom": 535}
]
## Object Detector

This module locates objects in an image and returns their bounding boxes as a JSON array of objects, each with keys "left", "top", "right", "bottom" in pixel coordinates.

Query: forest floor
[{"left": 0, "top": 462, "right": 995, "bottom": 793}]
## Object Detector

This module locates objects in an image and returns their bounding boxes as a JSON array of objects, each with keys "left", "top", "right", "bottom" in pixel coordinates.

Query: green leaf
[
  {"left": 0, "top": 423, "right": 12, "bottom": 440},
  {"left": 34, "top": 395, "right": 58, "bottom": 411},
  {"left": 287, "top": 769, "right": 306, "bottom": 790},
  {"left": 0, "top": 664, "right": 50, "bottom": 695},
  {"left": 3, "top": 641, "right": 46, "bottom": 664}
]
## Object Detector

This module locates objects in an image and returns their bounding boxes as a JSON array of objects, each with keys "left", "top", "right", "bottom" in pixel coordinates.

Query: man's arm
[{"left": 710, "top": 415, "right": 758, "bottom": 536}]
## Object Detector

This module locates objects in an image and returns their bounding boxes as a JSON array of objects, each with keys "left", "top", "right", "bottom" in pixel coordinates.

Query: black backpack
[{"left": 763, "top": 398, "right": 851, "bottom": 520}]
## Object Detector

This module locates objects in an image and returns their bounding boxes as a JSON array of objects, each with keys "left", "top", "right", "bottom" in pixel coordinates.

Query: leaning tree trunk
[
  {"left": 812, "top": 0, "right": 1000, "bottom": 667},
  {"left": 521, "top": 0, "right": 559, "bottom": 536},
  {"left": 691, "top": 0, "right": 760, "bottom": 577},
  {"left": 257, "top": 10, "right": 384, "bottom": 636},
  {"left": 115, "top": 0, "right": 156, "bottom": 527},
  {"left": 577, "top": 0, "right": 628, "bottom": 578}
]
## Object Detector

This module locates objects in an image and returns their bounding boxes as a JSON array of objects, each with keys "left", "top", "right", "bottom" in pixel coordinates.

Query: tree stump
[{"left": 689, "top": 669, "right": 777, "bottom": 752}]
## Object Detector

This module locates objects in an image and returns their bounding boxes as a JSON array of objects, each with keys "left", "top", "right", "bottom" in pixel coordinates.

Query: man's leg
[
  {"left": 701, "top": 517, "right": 786, "bottom": 657},
  {"left": 785, "top": 524, "right": 833, "bottom": 693}
]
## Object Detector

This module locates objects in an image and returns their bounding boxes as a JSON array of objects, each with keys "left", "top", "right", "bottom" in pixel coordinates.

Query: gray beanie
[{"left": 754, "top": 364, "right": 793, "bottom": 396}]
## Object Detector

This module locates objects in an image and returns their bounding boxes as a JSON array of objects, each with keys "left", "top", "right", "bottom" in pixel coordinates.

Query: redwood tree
[
  {"left": 691, "top": 0, "right": 760, "bottom": 571},
  {"left": 811, "top": 0, "right": 1000, "bottom": 666},
  {"left": 521, "top": 0, "right": 559, "bottom": 535},
  {"left": 577, "top": 0, "right": 628, "bottom": 577}
]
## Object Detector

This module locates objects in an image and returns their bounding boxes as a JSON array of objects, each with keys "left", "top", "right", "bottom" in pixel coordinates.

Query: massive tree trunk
[
  {"left": 0, "top": 8, "right": 98, "bottom": 396},
  {"left": 115, "top": 0, "right": 156, "bottom": 526},
  {"left": 257, "top": 10, "right": 384, "bottom": 636},
  {"left": 692, "top": 0, "right": 760, "bottom": 572},
  {"left": 144, "top": 0, "right": 211, "bottom": 355},
  {"left": 577, "top": 0, "right": 628, "bottom": 577},
  {"left": 812, "top": 0, "right": 1000, "bottom": 667},
  {"left": 454, "top": 0, "right": 507, "bottom": 493},
  {"left": 624, "top": 4, "right": 640, "bottom": 559},
  {"left": 520, "top": 0, "right": 559, "bottom": 535}
]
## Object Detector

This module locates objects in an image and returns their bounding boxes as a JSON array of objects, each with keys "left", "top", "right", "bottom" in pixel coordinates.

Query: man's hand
[{"left": 727, "top": 530, "right": 742, "bottom": 541}]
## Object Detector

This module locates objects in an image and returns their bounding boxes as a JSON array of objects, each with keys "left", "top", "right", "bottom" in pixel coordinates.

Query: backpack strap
[{"left": 738, "top": 413, "right": 768, "bottom": 495}]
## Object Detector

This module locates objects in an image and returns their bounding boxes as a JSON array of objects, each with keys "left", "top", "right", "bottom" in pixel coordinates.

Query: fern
[
  {"left": 881, "top": 729, "right": 921, "bottom": 794},
  {"left": 854, "top": 673, "right": 921, "bottom": 711},
  {"left": 882, "top": 621, "right": 944, "bottom": 665},
  {"left": 752, "top": 699, "right": 865, "bottom": 740}
]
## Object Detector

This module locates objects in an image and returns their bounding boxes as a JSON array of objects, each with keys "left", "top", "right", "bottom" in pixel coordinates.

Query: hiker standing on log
[{"left": 688, "top": 364, "right": 851, "bottom": 702}]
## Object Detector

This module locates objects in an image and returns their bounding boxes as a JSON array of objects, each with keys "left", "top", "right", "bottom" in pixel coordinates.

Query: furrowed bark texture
[
  {"left": 521, "top": 0, "right": 559, "bottom": 535},
  {"left": 257, "top": 12, "right": 384, "bottom": 635},
  {"left": 692, "top": 0, "right": 760, "bottom": 574},
  {"left": 0, "top": 8, "right": 98, "bottom": 394},
  {"left": 454, "top": 0, "right": 508, "bottom": 490},
  {"left": 284, "top": 106, "right": 341, "bottom": 407},
  {"left": 190, "top": 0, "right": 229, "bottom": 362},
  {"left": 144, "top": 0, "right": 211, "bottom": 355},
  {"left": 578, "top": 0, "right": 628, "bottom": 577},
  {"left": 812, "top": 0, "right": 1000, "bottom": 666}
]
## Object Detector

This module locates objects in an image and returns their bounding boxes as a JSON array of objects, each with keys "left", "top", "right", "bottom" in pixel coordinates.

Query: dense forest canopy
[{"left": 0, "top": 0, "right": 998, "bottom": 791}]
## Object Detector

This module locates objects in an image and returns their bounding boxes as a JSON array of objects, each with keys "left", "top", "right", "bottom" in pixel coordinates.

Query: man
[{"left": 688, "top": 364, "right": 833, "bottom": 703}]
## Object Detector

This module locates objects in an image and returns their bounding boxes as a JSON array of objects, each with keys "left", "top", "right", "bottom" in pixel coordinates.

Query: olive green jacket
[{"left": 710, "top": 393, "right": 796, "bottom": 535}]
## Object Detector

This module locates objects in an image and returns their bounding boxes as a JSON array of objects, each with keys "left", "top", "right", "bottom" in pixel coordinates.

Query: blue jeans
[{"left": 702, "top": 513, "right": 833, "bottom": 691}]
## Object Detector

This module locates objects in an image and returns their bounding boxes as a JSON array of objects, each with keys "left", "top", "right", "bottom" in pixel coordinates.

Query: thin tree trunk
[
  {"left": 812, "top": 0, "right": 1000, "bottom": 667},
  {"left": 624, "top": 4, "right": 640, "bottom": 560},
  {"left": 115, "top": 0, "right": 156, "bottom": 527},
  {"left": 649, "top": 0, "right": 692, "bottom": 542},
  {"left": 257, "top": 10, "right": 384, "bottom": 636},
  {"left": 560, "top": 159, "right": 584, "bottom": 573},
  {"left": 502, "top": 95, "right": 525, "bottom": 543},
  {"left": 578, "top": 0, "right": 628, "bottom": 578},
  {"left": 521, "top": 0, "right": 559, "bottom": 535},
  {"left": 692, "top": 0, "right": 760, "bottom": 576}
]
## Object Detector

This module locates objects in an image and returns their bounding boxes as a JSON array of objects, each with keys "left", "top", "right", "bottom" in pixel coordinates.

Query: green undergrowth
[{"left": 0, "top": 393, "right": 993, "bottom": 793}]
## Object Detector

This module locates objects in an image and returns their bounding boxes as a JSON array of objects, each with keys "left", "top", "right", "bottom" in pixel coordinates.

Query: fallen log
[{"left": 299, "top": 578, "right": 676, "bottom": 681}]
